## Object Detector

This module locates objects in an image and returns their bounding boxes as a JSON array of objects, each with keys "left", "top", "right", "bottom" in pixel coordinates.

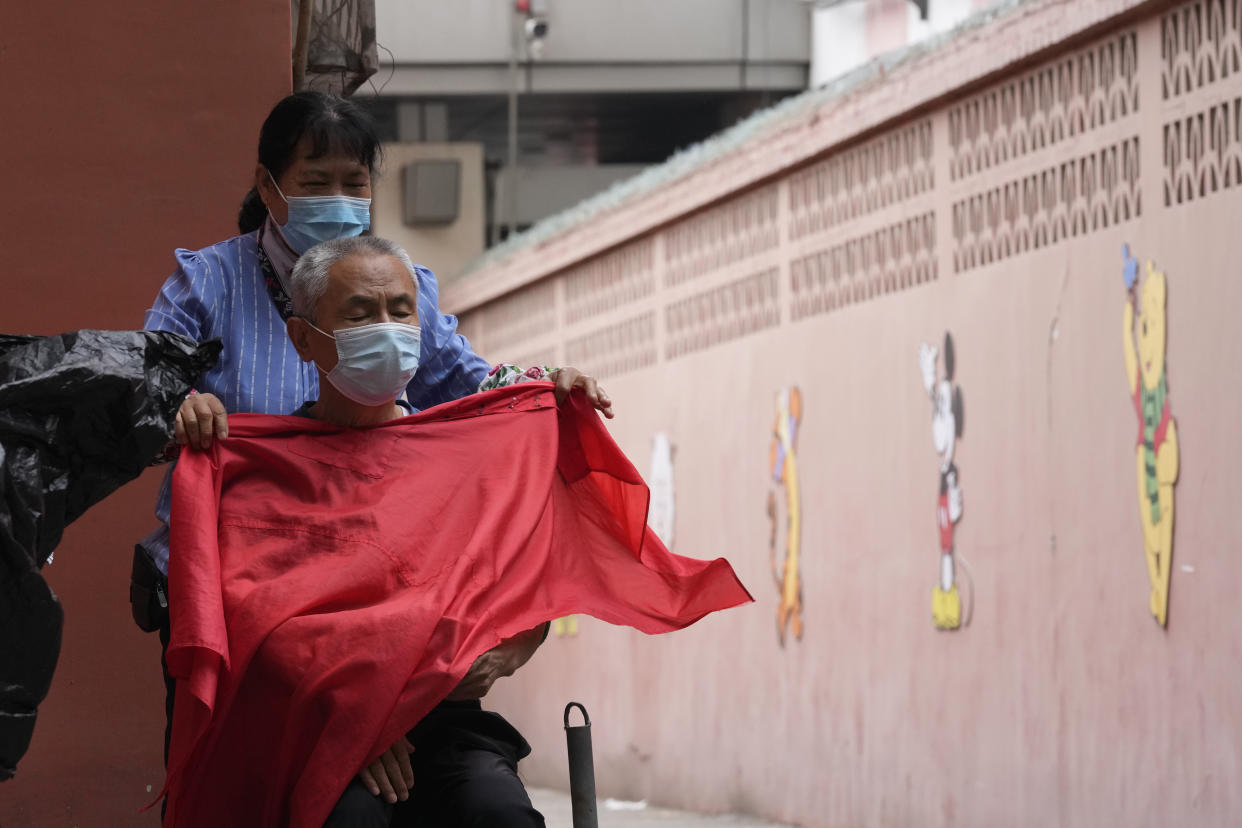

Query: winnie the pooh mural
[{"left": 1122, "top": 245, "right": 1180, "bottom": 628}]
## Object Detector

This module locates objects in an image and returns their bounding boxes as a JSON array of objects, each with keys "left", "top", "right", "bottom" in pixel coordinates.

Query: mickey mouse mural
[{"left": 919, "top": 334, "right": 968, "bottom": 631}]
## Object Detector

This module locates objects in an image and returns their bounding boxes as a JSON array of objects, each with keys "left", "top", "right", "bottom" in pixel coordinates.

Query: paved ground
[{"left": 528, "top": 788, "right": 796, "bottom": 827}]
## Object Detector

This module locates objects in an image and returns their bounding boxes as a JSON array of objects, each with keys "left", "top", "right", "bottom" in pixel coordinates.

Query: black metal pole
[{"left": 564, "top": 702, "right": 598, "bottom": 828}]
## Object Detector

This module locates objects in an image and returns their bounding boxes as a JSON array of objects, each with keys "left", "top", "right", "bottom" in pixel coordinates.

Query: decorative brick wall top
[{"left": 443, "top": 0, "right": 1159, "bottom": 316}]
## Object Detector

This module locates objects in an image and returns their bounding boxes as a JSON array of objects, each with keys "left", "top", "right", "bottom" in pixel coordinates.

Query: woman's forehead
[{"left": 291, "top": 134, "right": 370, "bottom": 171}]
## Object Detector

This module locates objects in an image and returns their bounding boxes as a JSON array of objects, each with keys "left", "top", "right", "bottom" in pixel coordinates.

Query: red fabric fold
[{"left": 161, "top": 384, "right": 751, "bottom": 826}]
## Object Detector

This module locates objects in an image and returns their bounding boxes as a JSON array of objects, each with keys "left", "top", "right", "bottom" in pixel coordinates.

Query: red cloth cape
[{"left": 161, "top": 385, "right": 751, "bottom": 826}]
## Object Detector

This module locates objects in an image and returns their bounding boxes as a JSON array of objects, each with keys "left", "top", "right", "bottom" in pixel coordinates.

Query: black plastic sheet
[{"left": 0, "top": 330, "right": 220, "bottom": 780}]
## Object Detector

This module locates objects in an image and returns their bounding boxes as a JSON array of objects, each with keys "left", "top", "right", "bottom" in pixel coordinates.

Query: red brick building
[{"left": 0, "top": 3, "right": 288, "bottom": 824}]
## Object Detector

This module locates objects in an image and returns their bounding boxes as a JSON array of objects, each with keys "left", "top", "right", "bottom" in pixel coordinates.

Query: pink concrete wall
[
  {"left": 0, "top": 3, "right": 289, "bottom": 825},
  {"left": 446, "top": 1, "right": 1242, "bottom": 825}
]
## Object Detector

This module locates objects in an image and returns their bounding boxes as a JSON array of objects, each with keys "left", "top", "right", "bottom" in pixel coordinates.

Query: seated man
[
  {"left": 283, "top": 236, "right": 609, "bottom": 826},
  {"left": 160, "top": 236, "right": 749, "bottom": 827},
  {"left": 172, "top": 236, "right": 611, "bottom": 828}
]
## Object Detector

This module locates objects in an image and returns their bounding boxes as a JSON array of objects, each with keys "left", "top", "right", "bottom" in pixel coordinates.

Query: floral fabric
[{"left": 477, "top": 363, "right": 555, "bottom": 392}]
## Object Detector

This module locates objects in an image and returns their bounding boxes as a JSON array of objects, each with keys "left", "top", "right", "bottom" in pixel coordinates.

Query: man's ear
[{"left": 286, "top": 317, "right": 316, "bottom": 363}]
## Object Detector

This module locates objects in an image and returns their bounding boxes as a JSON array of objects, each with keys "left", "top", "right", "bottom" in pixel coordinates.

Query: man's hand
[
  {"left": 358, "top": 736, "right": 414, "bottom": 805},
  {"left": 446, "top": 622, "right": 549, "bottom": 701},
  {"left": 175, "top": 392, "right": 228, "bottom": 449},
  {"left": 551, "top": 367, "right": 614, "bottom": 419}
]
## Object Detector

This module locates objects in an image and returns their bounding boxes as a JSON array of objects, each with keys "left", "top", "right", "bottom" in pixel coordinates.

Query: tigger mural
[{"left": 767, "top": 386, "right": 803, "bottom": 646}]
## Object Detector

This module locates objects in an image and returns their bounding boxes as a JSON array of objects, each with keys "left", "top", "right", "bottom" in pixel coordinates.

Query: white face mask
[{"left": 305, "top": 320, "right": 422, "bottom": 406}]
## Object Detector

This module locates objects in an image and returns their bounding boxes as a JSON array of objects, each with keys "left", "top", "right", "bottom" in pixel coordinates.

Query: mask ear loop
[
  {"left": 266, "top": 169, "right": 292, "bottom": 208},
  {"left": 297, "top": 317, "right": 340, "bottom": 381},
  {"left": 263, "top": 169, "right": 306, "bottom": 259},
  {"left": 300, "top": 317, "right": 336, "bottom": 341}
]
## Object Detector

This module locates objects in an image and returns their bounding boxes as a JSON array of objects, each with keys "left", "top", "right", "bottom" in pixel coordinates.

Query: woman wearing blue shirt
[{"left": 140, "top": 91, "right": 605, "bottom": 827}]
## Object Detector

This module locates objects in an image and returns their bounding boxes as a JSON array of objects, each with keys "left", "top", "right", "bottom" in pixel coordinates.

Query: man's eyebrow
[
  {"left": 344, "top": 295, "right": 378, "bottom": 307},
  {"left": 388, "top": 293, "right": 416, "bottom": 305}
]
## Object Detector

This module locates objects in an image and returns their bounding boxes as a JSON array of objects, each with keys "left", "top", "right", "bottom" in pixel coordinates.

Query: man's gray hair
[{"left": 289, "top": 236, "right": 421, "bottom": 319}]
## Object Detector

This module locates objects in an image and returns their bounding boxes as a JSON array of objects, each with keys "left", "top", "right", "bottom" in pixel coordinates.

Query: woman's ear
[{"left": 255, "top": 164, "right": 272, "bottom": 196}]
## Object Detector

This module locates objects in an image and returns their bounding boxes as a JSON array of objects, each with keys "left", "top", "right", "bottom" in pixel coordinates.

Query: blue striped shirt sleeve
[
  {"left": 143, "top": 248, "right": 218, "bottom": 339},
  {"left": 407, "top": 266, "right": 490, "bottom": 409},
  {"left": 140, "top": 247, "right": 222, "bottom": 575}
]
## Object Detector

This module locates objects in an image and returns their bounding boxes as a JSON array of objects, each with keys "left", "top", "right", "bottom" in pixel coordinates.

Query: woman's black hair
[
  {"left": 237, "top": 90, "right": 381, "bottom": 234},
  {"left": 237, "top": 188, "right": 269, "bottom": 235}
]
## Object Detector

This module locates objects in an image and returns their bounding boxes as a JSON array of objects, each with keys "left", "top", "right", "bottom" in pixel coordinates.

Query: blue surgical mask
[
  {"left": 268, "top": 172, "right": 371, "bottom": 254},
  {"left": 306, "top": 320, "right": 422, "bottom": 407}
]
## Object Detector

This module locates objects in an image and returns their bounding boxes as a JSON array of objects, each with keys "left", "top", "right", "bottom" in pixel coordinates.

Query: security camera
[{"left": 524, "top": 17, "right": 548, "bottom": 40}]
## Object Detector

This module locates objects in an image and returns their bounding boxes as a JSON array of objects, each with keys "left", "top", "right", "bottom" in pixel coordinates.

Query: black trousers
[
  {"left": 160, "top": 626, "right": 544, "bottom": 827},
  {"left": 325, "top": 701, "right": 545, "bottom": 828}
]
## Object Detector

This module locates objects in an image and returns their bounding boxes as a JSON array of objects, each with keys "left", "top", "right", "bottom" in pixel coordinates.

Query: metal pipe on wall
[
  {"left": 507, "top": 1, "right": 520, "bottom": 240},
  {"left": 292, "top": 0, "right": 314, "bottom": 91},
  {"left": 741, "top": 0, "right": 750, "bottom": 89}
]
